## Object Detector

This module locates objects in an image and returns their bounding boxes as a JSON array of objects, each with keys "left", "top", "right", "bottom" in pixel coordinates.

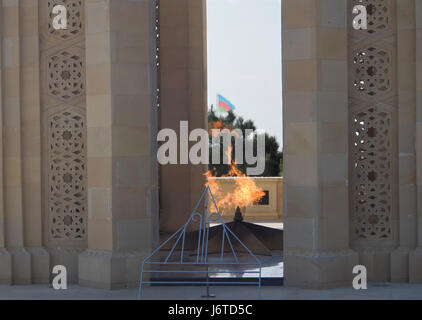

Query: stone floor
[{"left": 1, "top": 283, "right": 422, "bottom": 300}]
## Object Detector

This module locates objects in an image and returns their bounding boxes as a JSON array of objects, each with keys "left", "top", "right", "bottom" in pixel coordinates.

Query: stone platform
[{"left": 1, "top": 283, "right": 422, "bottom": 300}]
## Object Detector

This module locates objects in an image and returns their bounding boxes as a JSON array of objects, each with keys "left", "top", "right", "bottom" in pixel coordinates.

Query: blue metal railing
[{"left": 138, "top": 186, "right": 262, "bottom": 299}]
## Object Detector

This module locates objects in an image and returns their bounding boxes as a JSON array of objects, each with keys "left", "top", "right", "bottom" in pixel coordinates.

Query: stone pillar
[
  {"left": 391, "top": 0, "right": 417, "bottom": 283},
  {"left": 410, "top": 0, "right": 422, "bottom": 283},
  {"left": 158, "top": 0, "right": 208, "bottom": 232},
  {"left": 348, "top": 0, "right": 402, "bottom": 282},
  {"left": 0, "top": 0, "right": 50, "bottom": 285},
  {"left": 79, "top": 0, "right": 159, "bottom": 289},
  {"left": 38, "top": 0, "right": 88, "bottom": 284},
  {"left": 21, "top": 0, "right": 50, "bottom": 285},
  {"left": 1, "top": 0, "right": 32, "bottom": 285},
  {"left": 0, "top": 1, "right": 12, "bottom": 285},
  {"left": 0, "top": 0, "right": 51, "bottom": 285},
  {"left": 282, "top": 0, "right": 358, "bottom": 288}
]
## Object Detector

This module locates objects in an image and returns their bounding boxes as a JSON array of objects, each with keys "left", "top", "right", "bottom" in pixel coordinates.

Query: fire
[
  {"left": 205, "top": 132, "right": 265, "bottom": 211},
  {"left": 209, "top": 120, "right": 227, "bottom": 138},
  {"left": 209, "top": 120, "right": 225, "bottom": 132}
]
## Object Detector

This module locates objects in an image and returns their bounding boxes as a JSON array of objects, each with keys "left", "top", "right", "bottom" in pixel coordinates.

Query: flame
[
  {"left": 205, "top": 127, "right": 265, "bottom": 211},
  {"left": 209, "top": 120, "right": 225, "bottom": 138},
  {"left": 225, "top": 144, "right": 233, "bottom": 165}
]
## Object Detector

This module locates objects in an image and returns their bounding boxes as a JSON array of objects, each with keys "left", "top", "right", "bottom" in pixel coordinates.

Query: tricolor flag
[{"left": 217, "top": 94, "right": 236, "bottom": 113}]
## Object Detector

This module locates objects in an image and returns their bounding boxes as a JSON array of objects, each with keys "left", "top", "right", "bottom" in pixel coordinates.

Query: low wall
[{"left": 207, "top": 177, "right": 284, "bottom": 221}]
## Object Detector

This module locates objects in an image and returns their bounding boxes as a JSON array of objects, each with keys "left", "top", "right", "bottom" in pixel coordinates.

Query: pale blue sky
[{"left": 207, "top": 0, "right": 283, "bottom": 149}]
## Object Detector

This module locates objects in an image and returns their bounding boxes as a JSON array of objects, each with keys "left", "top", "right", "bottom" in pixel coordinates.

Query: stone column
[
  {"left": 20, "top": 0, "right": 49, "bottom": 285},
  {"left": 1, "top": 0, "right": 32, "bottom": 285},
  {"left": 0, "top": 1, "right": 12, "bottom": 285},
  {"left": 410, "top": 0, "right": 422, "bottom": 283},
  {"left": 79, "top": 0, "right": 159, "bottom": 289},
  {"left": 282, "top": 0, "right": 358, "bottom": 288},
  {"left": 158, "top": 0, "right": 208, "bottom": 233},
  {"left": 391, "top": 0, "right": 417, "bottom": 283},
  {"left": 0, "top": 0, "right": 50, "bottom": 285}
]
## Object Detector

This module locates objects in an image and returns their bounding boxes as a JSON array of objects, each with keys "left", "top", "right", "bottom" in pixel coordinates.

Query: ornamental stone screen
[
  {"left": 47, "top": 109, "right": 86, "bottom": 241},
  {"left": 349, "top": 0, "right": 398, "bottom": 249},
  {"left": 0, "top": 0, "right": 422, "bottom": 290},
  {"left": 41, "top": 0, "right": 87, "bottom": 282}
]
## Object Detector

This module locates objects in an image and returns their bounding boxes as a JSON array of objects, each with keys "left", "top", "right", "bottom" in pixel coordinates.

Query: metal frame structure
[{"left": 139, "top": 186, "right": 262, "bottom": 300}]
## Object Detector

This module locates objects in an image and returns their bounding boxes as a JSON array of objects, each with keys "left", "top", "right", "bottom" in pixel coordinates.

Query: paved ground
[{"left": 1, "top": 283, "right": 422, "bottom": 300}]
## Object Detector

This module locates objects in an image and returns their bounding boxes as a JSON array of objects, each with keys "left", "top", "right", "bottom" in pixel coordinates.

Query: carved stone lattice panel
[
  {"left": 47, "top": 48, "right": 85, "bottom": 102},
  {"left": 352, "top": 45, "right": 392, "bottom": 98},
  {"left": 47, "top": 0, "right": 83, "bottom": 41},
  {"left": 41, "top": 0, "right": 87, "bottom": 246},
  {"left": 48, "top": 109, "right": 86, "bottom": 240},
  {"left": 352, "top": 106, "right": 392, "bottom": 240},
  {"left": 348, "top": 0, "right": 397, "bottom": 245}
]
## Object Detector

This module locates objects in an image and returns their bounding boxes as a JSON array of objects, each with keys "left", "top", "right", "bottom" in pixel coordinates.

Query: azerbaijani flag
[{"left": 217, "top": 94, "right": 236, "bottom": 113}]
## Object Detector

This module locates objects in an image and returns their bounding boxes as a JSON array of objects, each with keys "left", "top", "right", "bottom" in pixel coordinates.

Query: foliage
[{"left": 208, "top": 106, "right": 283, "bottom": 177}]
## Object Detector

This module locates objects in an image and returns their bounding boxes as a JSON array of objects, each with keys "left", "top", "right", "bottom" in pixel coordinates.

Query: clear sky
[{"left": 206, "top": 0, "right": 283, "bottom": 150}]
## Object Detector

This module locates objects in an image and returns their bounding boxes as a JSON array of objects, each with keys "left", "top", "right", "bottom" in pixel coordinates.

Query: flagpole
[{"left": 216, "top": 93, "right": 221, "bottom": 117}]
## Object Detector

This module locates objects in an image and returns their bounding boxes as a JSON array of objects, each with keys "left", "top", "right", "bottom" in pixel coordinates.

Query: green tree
[{"left": 208, "top": 106, "right": 283, "bottom": 177}]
